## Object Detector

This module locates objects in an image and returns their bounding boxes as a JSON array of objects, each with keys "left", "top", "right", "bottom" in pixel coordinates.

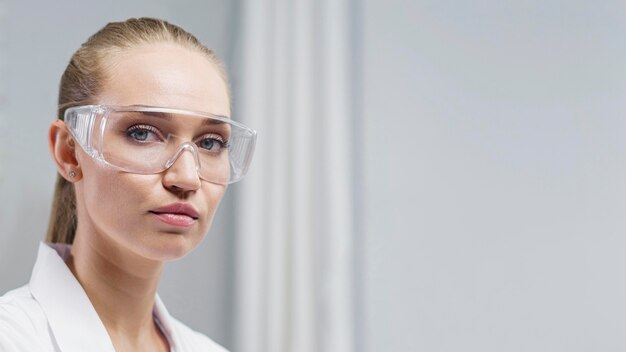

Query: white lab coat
[{"left": 0, "top": 242, "right": 228, "bottom": 352}]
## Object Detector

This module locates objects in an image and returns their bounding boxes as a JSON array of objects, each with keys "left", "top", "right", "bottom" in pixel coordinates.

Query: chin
[{"left": 138, "top": 233, "right": 200, "bottom": 262}]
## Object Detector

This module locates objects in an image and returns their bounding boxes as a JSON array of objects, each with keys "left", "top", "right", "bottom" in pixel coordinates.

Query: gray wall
[
  {"left": 363, "top": 1, "right": 626, "bottom": 351},
  {"left": 0, "top": 1, "right": 237, "bottom": 348}
]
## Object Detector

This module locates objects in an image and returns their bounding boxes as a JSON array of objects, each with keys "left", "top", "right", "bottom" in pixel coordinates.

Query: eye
[
  {"left": 197, "top": 134, "right": 227, "bottom": 153},
  {"left": 126, "top": 125, "right": 162, "bottom": 142}
]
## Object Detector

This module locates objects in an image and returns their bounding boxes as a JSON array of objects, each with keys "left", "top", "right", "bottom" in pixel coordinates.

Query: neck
[{"left": 67, "top": 225, "right": 164, "bottom": 341}]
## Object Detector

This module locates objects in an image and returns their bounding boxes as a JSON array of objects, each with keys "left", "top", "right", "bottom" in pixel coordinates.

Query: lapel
[{"left": 29, "top": 242, "right": 116, "bottom": 352}]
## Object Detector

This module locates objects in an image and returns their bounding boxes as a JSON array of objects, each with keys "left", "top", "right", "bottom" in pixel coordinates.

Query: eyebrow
[{"left": 124, "top": 110, "right": 228, "bottom": 126}]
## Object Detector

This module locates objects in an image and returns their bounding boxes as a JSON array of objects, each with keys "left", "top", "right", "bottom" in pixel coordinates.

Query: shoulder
[
  {"left": 168, "top": 316, "right": 229, "bottom": 352},
  {"left": 0, "top": 285, "right": 52, "bottom": 351},
  {"left": 0, "top": 285, "right": 44, "bottom": 330}
]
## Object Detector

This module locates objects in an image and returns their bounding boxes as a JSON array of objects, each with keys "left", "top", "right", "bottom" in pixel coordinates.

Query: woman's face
[{"left": 73, "top": 42, "right": 230, "bottom": 261}]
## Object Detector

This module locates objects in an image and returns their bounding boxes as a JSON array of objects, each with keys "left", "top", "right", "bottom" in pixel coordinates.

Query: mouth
[{"left": 149, "top": 203, "right": 199, "bottom": 228}]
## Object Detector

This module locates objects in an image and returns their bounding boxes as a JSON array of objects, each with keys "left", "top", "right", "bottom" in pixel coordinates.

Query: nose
[{"left": 162, "top": 144, "right": 202, "bottom": 192}]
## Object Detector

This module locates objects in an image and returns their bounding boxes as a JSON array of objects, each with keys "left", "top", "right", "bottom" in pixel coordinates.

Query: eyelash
[
  {"left": 196, "top": 134, "right": 230, "bottom": 153},
  {"left": 126, "top": 125, "right": 228, "bottom": 147},
  {"left": 126, "top": 124, "right": 163, "bottom": 140},
  {"left": 198, "top": 133, "right": 224, "bottom": 143}
]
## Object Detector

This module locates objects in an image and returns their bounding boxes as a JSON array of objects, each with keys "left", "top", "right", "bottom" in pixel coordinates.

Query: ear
[{"left": 48, "top": 119, "right": 82, "bottom": 182}]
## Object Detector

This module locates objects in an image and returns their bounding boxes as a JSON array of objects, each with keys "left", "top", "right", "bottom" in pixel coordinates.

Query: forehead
[{"left": 97, "top": 42, "right": 230, "bottom": 117}]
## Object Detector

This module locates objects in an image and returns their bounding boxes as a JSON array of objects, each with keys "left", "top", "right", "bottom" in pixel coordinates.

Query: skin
[{"left": 48, "top": 42, "right": 230, "bottom": 351}]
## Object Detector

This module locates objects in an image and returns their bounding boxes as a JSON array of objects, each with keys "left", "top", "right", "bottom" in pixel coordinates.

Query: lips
[{"left": 149, "top": 203, "right": 199, "bottom": 227}]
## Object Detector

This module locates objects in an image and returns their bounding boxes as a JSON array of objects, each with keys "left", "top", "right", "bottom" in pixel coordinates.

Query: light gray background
[
  {"left": 2, "top": 1, "right": 626, "bottom": 351},
  {"left": 362, "top": 1, "right": 626, "bottom": 351}
]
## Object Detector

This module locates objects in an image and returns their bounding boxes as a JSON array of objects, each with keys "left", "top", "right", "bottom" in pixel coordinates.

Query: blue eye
[
  {"left": 197, "top": 135, "right": 226, "bottom": 153},
  {"left": 129, "top": 129, "right": 149, "bottom": 141},
  {"left": 126, "top": 125, "right": 162, "bottom": 142}
]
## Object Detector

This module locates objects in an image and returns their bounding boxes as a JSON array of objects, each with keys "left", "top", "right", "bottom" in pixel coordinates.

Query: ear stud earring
[{"left": 69, "top": 171, "right": 76, "bottom": 178}]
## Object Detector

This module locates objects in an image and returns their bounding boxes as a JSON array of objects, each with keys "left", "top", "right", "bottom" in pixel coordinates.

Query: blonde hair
[{"left": 46, "top": 17, "right": 229, "bottom": 244}]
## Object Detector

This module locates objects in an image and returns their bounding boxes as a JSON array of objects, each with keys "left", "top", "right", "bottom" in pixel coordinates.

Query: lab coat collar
[{"left": 28, "top": 242, "right": 178, "bottom": 352}]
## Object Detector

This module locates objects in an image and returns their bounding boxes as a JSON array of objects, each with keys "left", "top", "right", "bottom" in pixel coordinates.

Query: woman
[{"left": 0, "top": 18, "right": 256, "bottom": 351}]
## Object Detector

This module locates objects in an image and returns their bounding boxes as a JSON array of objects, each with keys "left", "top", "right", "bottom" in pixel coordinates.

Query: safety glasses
[{"left": 64, "top": 105, "right": 257, "bottom": 185}]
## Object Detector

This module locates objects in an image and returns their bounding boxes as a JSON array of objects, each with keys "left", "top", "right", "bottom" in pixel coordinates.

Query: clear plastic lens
[{"left": 64, "top": 105, "right": 257, "bottom": 184}]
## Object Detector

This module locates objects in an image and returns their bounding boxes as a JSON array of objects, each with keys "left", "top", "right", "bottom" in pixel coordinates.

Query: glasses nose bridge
[{"left": 164, "top": 141, "right": 201, "bottom": 173}]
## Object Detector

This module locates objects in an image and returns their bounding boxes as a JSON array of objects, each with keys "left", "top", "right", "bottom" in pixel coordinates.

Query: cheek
[
  {"left": 79, "top": 162, "right": 156, "bottom": 232},
  {"left": 208, "top": 184, "right": 227, "bottom": 208},
  {"left": 199, "top": 183, "right": 227, "bottom": 227}
]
